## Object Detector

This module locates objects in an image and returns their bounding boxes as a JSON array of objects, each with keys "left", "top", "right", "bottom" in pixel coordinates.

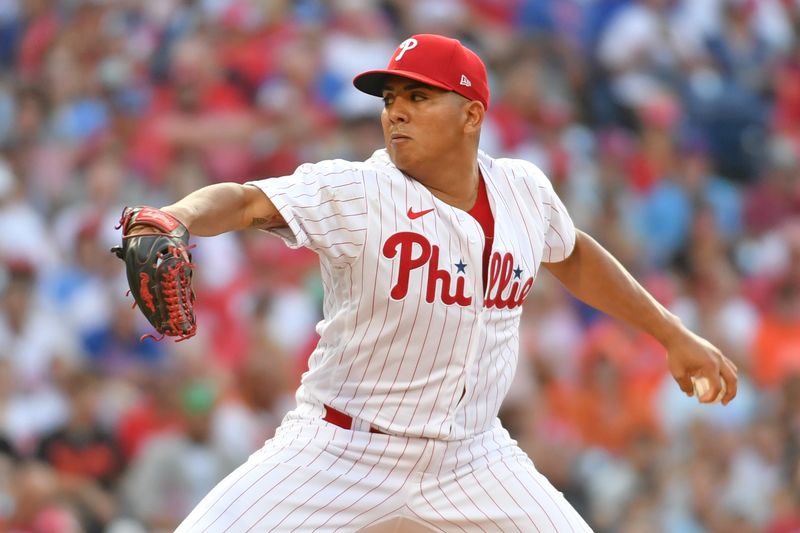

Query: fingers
[
  {"left": 675, "top": 373, "right": 695, "bottom": 398},
  {"left": 689, "top": 356, "right": 738, "bottom": 405},
  {"left": 719, "top": 356, "right": 738, "bottom": 405},
  {"left": 667, "top": 333, "right": 739, "bottom": 405},
  {"left": 691, "top": 374, "right": 723, "bottom": 403}
]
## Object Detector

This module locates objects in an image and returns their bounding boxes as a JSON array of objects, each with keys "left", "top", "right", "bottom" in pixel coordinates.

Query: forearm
[
  {"left": 160, "top": 183, "right": 259, "bottom": 236},
  {"left": 543, "top": 230, "right": 683, "bottom": 346}
]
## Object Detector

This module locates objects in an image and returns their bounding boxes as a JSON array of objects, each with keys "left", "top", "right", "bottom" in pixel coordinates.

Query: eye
[
  {"left": 411, "top": 92, "right": 427, "bottom": 102},
  {"left": 382, "top": 94, "right": 394, "bottom": 106}
]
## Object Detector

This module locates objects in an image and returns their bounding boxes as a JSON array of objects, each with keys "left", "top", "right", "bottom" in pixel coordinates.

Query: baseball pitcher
[{"left": 115, "top": 34, "right": 737, "bottom": 532}]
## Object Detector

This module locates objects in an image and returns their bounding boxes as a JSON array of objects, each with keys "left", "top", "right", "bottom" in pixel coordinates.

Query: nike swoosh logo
[{"left": 407, "top": 207, "right": 435, "bottom": 219}]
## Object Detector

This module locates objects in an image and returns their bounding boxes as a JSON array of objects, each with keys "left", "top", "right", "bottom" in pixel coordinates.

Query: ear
[{"left": 463, "top": 100, "right": 484, "bottom": 134}]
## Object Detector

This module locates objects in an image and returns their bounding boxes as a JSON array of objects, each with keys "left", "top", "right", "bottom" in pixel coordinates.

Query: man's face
[{"left": 380, "top": 76, "right": 469, "bottom": 173}]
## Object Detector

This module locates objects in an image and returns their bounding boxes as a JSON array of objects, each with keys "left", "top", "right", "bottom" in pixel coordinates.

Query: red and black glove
[{"left": 111, "top": 206, "right": 197, "bottom": 341}]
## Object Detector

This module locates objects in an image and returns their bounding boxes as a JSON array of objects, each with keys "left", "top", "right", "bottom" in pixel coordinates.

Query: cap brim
[{"left": 353, "top": 69, "right": 453, "bottom": 98}]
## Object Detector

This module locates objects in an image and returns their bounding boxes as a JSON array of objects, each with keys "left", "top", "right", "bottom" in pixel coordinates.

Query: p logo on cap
[
  {"left": 353, "top": 34, "right": 490, "bottom": 109},
  {"left": 395, "top": 38, "right": 418, "bottom": 61}
]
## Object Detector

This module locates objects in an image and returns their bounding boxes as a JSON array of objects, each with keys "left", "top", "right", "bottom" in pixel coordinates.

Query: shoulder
[
  {"left": 294, "top": 158, "right": 367, "bottom": 180},
  {"left": 363, "top": 149, "right": 403, "bottom": 179},
  {"left": 294, "top": 150, "right": 398, "bottom": 182},
  {"left": 480, "top": 152, "right": 553, "bottom": 190}
]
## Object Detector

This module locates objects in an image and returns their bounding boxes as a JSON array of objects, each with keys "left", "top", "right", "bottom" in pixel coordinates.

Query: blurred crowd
[{"left": 0, "top": 0, "right": 798, "bottom": 531}]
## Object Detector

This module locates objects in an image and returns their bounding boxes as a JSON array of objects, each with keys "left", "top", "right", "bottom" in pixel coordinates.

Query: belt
[{"left": 323, "top": 404, "right": 386, "bottom": 434}]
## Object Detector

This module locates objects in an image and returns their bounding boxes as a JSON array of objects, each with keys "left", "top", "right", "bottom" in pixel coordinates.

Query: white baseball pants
[{"left": 175, "top": 406, "right": 593, "bottom": 532}]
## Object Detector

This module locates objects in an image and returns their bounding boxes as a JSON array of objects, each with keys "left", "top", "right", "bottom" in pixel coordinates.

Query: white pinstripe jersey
[{"left": 247, "top": 149, "right": 576, "bottom": 440}]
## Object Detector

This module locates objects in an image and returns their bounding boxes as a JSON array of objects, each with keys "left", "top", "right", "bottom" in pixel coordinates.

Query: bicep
[{"left": 242, "top": 184, "right": 288, "bottom": 230}]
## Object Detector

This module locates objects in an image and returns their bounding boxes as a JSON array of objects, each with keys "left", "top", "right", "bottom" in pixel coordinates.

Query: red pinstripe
[
  {"left": 306, "top": 227, "right": 366, "bottom": 237},
  {"left": 419, "top": 485, "right": 471, "bottom": 533},
  {"left": 504, "top": 167, "right": 540, "bottom": 252},
  {"left": 548, "top": 224, "right": 568, "bottom": 253},
  {"left": 260, "top": 433, "right": 387, "bottom": 531},
  {"left": 490, "top": 432, "right": 561, "bottom": 532},
  {"left": 385, "top": 306, "right": 435, "bottom": 425},
  {"left": 504, "top": 464, "right": 562, "bottom": 531},
  {"left": 324, "top": 439, "right": 426, "bottom": 532},
  {"left": 471, "top": 432, "right": 538, "bottom": 531},
  {"left": 480, "top": 333, "right": 502, "bottom": 432},
  {"left": 407, "top": 299, "right": 450, "bottom": 425},
  {"left": 511, "top": 170, "right": 548, "bottom": 234},
  {"left": 330, "top": 172, "right": 382, "bottom": 394},
  {"left": 246, "top": 436, "right": 364, "bottom": 530},
  {"left": 371, "top": 182, "right": 428, "bottom": 423},
  {"left": 272, "top": 188, "right": 360, "bottom": 200},
  {"left": 404, "top": 191, "right": 454, "bottom": 426},
  {"left": 276, "top": 214, "right": 296, "bottom": 230},
  {"left": 184, "top": 457, "right": 274, "bottom": 529},
  {"left": 304, "top": 211, "right": 368, "bottom": 224},
  {"left": 428, "top": 215, "right": 469, "bottom": 423},
  {"left": 519, "top": 174, "right": 571, "bottom": 260},
  {"left": 309, "top": 263, "right": 354, "bottom": 374},
  {"left": 525, "top": 470, "right": 579, "bottom": 533},
  {"left": 192, "top": 427, "right": 320, "bottom": 531},
  {"left": 307, "top": 434, "right": 398, "bottom": 532},
  {"left": 463, "top": 318, "right": 490, "bottom": 433},
  {"left": 429, "top": 440, "right": 488, "bottom": 532},
  {"left": 221, "top": 441, "right": 330, "bottom": 531},
  {"left": 428, "top": 303, "right": 467, "bottom": 425},
  {"left": 290, "top": 195, "right": 365, "bottom": 210},
  {"left": 400, "top": 436, "right": 465, "bottom": 531},
  {"left": 321, "top": 252, "right": 359, "bottom": 260},
  {"left": 501, "top": 166, "right": 538, "bottom": 272},
  {"left": 322, "top": 172, "right": 368, "bottom": 374},
  {"left": 510, "top": 453, "right": 578, "bottom": 533},
  {"left": 340, "top": 175, "right": 399, "bottom": 413},
  {"left": 456, "top": 432, "right": 519, "bottom": 531},
  {"left": 454, "top": 464, "right": 506, "bottom": 531},
  {"left": 269, "top": 169, "right": 367, "bottom": 191}
]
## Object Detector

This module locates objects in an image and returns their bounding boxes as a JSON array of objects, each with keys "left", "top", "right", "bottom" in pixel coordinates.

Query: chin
[
  {"left": 387, "top": 150, "right": 418, "bottom": 175},
  {"left": 387, "top": 149, "right": 403, "bottom": 168}
]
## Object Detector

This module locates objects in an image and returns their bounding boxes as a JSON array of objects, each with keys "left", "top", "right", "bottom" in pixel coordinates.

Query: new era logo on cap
[{"left": 352, "top": 34, "right": 490, "bottom": 109}]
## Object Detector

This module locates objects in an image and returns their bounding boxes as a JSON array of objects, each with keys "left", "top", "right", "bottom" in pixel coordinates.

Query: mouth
[{"left": 390, "top": 132, "right": 411, "bottom": 142}]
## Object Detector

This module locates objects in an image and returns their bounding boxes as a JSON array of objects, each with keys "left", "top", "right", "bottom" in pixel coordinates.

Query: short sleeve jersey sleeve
[
  {"left": 246, "top": 160, "right": 368, "bottom": 264},
  {"left": 528, "top": 163, "right": 576, "bottom": 262}
]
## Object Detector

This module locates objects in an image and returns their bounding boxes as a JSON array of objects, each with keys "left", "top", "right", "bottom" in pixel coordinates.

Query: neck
[{"left": 401, "top": 148, "right": 481, "bottom": 211}]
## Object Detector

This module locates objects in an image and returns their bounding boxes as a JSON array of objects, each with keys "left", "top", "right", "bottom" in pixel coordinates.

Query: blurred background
[{"left": 0, "top": 0, "right": 798, "bottom": 531}]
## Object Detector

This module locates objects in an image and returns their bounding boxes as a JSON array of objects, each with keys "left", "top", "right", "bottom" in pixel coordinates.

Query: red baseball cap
[{"left": 353, "top": 34, "right": 490, "bottom": 109}]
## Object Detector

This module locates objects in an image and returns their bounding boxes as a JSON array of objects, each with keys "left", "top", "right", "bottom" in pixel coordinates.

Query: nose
[{"left": 386, "top": 98, "right": 409, "bottom": 124}]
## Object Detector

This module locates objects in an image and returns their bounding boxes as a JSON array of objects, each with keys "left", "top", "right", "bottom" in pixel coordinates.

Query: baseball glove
[{"left": 111, "top": 206, "right": 197, "bottom": 342}]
